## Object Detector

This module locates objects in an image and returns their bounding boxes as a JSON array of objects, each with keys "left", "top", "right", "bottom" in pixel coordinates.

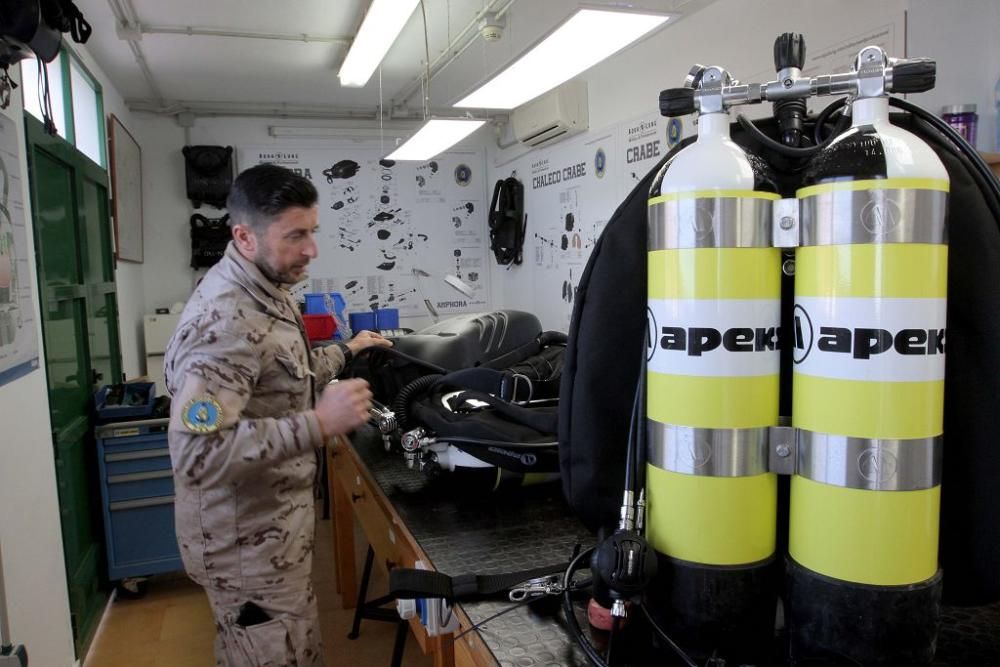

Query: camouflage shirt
[{"left": 165, "top": 242, "right": 345, "bottom": 591}]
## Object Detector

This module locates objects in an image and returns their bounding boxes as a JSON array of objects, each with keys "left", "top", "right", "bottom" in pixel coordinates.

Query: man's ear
[{"left": 232, "top": 224, "right": 257, "bottom": 256}]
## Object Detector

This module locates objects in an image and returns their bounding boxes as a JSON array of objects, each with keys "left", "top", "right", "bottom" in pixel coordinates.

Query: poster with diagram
[
  {"left": 0, "top": 113, "right": 40, "bottom": 386},
  {"left": 499, "top": 130, "right": 620, "bottom": 331},
  {"left": 241, "top": 146, "right": 489, "bottom": 322}
]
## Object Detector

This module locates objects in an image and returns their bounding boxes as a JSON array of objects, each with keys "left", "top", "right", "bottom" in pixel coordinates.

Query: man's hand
[
  {"left": 347, "top": 330, "right": 393, "bottom": 356},
  {"left": 314, "top": 379, "right": 373, "bottom": 438}
]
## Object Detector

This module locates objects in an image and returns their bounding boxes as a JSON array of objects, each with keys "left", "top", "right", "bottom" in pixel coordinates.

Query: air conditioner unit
[{"left": 511, "top": 80, "right": 589, "bottom": 148}]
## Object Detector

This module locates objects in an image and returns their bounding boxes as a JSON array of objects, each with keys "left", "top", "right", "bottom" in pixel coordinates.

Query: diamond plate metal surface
[
  {"left": 353, "top": 428, "right": 592, "bottom": 666},
  {"left": 350, "top": 428, "right": 1000, "bottom": 665}
]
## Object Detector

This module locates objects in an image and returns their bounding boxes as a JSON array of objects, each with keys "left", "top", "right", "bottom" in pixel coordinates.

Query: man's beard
[{"left": 255, "top": 253, "right": 307, "bottom": 285}]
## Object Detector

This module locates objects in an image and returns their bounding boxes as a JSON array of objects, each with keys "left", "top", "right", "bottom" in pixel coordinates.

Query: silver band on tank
[
  {"left": 647, "top": 423, "right": 770, "bottom": 477},
  {"left": 796, "top": 431, "right": 942, "bottom": 491},
  {"left": 649, "top": 197, "right": 774, "bottom": 250},
  {"left": 799, "top": 188, "right": 947, "bottom": 246}
]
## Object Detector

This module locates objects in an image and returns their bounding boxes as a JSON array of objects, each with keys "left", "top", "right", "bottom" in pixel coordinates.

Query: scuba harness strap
[{"left": 388, "top": 562, "right": 570, "bottom": 603}]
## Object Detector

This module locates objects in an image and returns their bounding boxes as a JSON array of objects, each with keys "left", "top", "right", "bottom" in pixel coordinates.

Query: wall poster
[
  {"left": 0, "top": 113, "right": 39, "bottom": 386},
  {"left": 241, "top": 146, "right": 489, "bottom": 323}
]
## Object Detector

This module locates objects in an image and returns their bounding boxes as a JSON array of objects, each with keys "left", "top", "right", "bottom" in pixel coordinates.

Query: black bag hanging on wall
[
  {"left": 488, "top": 176, "right": 526, "bottom": 265},
  {"left": 182, "top": 145, "right": 233, "bottom": 209},
  {"left": 189, "top": 213, "right": 230, "bottom": 268},
  {"left": 558, "top": 112, "right": 1000, "bottom": 605}
]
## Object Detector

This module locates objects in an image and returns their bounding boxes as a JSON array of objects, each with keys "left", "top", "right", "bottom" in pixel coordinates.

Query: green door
[{"left": 24, "top": 113, "right": 122, "bottom": 654}]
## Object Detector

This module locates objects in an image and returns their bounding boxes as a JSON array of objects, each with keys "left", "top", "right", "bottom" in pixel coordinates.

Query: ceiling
[{"left": 71, "top": 0, "right": 714, "bottom": 121}]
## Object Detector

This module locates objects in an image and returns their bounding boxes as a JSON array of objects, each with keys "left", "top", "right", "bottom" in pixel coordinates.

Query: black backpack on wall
[
  {"left": 182, "top": 145, "right": 233, "bottom": 209},
  {"left": 488, "top": 176, "right": 526, "bottom": 265}
]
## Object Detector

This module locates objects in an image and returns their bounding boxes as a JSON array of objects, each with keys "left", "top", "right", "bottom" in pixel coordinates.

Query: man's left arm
[{"left": 311, "top": 330, "right": 393, "bottom": 384}]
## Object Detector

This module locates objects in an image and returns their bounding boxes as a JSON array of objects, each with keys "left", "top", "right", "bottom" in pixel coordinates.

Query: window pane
[
  {"left": 70, "top": 61, "right": 102, "bottom": 165},
  {"left": 19, "top": 56, "right": 67, "bottom": 139}
]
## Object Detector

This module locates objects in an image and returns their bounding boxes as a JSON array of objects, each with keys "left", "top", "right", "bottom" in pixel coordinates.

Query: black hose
[
  {"left": 888, "top": 97, "right": 1000, "bottom": 218},
  {"left": 561, "top": 547, "right": 609, "bottom": 667},
  {"left": 437, "top": 435, "right": 558, "bottom": 450},
  {"left": 390, "top": 373, "right": 442, "bottom": 430},
  {"left": 813, "top": 97, "right": 850, "bottom": 146},
  {"left": 638, "top": 603, "right": 699, "bottom": 667},
  {"left": 358, "top": 345, "right": 450, "bottom": 374},
  {"left": 737, "top": 114, "right": 824, "bottom": 157}
]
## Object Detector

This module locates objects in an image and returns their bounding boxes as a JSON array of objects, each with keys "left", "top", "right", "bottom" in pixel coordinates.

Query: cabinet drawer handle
[
  {"left": 385, "top": 559, "right": 396, "bottom": 571},
  {"left": 108, "top": 470, "right": 174, "bottom": 484},
  {"left": 109, "top": 495, "right": 175, "bottom": 511},
  {"left": 351, "top": 492, "right": 364, "bottom": 503},
  {"left": 106, "top": 449, "right": 169, "bottom": 463}
]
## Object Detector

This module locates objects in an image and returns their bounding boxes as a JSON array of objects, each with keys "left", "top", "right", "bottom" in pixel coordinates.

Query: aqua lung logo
[
  {"left": 667, "top": 118, "right": 683, "bottom": 148},
  {"left": 659, "top": 326, "right": 781, "bottom": 356},
  {"left": 858, "top": 447, "right": 899, "bottom": 485},
  {"left": 693, "top": 202, "right": 715, "bottom": 240},
  {"left": 861, "top": 198, "right": 902, "bottom": 236},
  {"left": 683, "top": 435, "right": 713, "bottom": 468},
  {"left": 594, "top": 148, "right": 607, "bottom": 178},
  {"left": 488, "top": 446, "right": 537, "bottom": 467},
  {"left": 793, "top": 305, "right": 945, "bottom": 362},
  {"left": 792, "top": 304, "right": 814, "bottom": 363}
]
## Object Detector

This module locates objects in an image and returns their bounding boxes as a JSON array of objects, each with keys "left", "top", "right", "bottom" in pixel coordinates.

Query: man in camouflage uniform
[{"left": 165, "top": 164, "right": 390, "bottom": 666}]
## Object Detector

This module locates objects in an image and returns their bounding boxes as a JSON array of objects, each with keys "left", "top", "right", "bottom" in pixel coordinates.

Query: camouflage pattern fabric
[
  {"left": 207, "top": 582, "right": 324, "bottom": 667},
  {"left": 165, "top": 243, "right": 344, "bottom": 657}
]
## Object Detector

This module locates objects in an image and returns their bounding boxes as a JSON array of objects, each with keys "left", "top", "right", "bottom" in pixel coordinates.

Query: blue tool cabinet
[{"left": 95, "top": 418, "right": 183, "bottom": 580}]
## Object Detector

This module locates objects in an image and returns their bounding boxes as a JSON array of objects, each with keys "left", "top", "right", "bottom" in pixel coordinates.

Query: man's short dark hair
[{"left": 227, "top": 163, "right": 318, "bottom": 233}]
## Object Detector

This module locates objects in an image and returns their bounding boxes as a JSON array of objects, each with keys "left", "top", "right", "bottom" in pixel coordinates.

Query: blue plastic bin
[
  {"left": 95, "top": 382, "right": 156, "bottom": 421},
  {"left": 376, "top": 308, "right": 400, "bottom": 329},
  {"left": 349, "top": 311, "right": 377, "bottom": 333},
  {"left": 304, "top": 293, "right": 331, "bottom": 314}
]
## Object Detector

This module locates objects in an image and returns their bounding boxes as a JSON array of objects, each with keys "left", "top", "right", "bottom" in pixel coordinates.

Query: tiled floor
[{"left": 83, "top": 513, "right": 433, "bottom": 667}]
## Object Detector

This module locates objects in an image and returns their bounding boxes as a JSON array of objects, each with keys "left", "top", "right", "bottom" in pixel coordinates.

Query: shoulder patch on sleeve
[{"left": 182, "top": 396, "right": 224, "bottom": 433}]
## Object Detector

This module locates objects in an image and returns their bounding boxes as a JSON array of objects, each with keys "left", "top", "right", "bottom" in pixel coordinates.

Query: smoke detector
[{"left": 479, "top": 12, "right": 505, "bottom": 42}]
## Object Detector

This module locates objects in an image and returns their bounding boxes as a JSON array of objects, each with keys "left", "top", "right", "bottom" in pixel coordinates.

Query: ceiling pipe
[
  {"left": 390, "top": 0, "right": 518, "bottom": 112},
  {"left": 125, "top": 97, "right": 508, "bottom": 124},
  {"left": 106, "top": 0, "right": 164, "bottom": 104},
  {"left": 136, "top": 25, "right": 351, "bottom": 44}
]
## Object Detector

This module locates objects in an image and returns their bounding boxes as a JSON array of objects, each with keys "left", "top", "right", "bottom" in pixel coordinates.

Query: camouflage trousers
[{"left": 206, "top": 582, "right": 325, "bottom": 667}]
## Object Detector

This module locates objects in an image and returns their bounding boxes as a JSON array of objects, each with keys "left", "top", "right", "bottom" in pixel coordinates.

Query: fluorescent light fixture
[
  {"left": 455, "top": 8, "right": 670, "bottom": 109},
  {"left": 338, "top": 0, "right": 420, "bottom": 87},
  {"left": 386, "top": 119, "right": 486, "bottom": 161}
]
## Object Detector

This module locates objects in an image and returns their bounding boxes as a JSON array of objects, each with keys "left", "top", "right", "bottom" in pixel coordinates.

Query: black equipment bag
[
  {"left": 189, "top": 213, "right": 230, "bottom": 268},
  {"left": 558, "top": 111, "right": 1000, "bottom": 605},
  {"left": 488, "top": 176, "right": 526, "bottom": 265},
  {"left": 406, "top": 371, "right": 560, "bottom": 475}
]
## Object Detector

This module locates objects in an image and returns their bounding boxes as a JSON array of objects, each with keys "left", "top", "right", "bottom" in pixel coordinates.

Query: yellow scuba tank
[
  {"left": 645, "top": 66, "right": 781, "bottom": 660},
  {"left": 787, "top": 45, "right": 949, "bottom": 665}
]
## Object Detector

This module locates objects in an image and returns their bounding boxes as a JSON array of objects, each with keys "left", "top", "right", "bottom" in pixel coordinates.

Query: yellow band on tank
[
  {"left": 796, "top": 178, "right": 950, "bottom": 199},
  {"left": 646, "top": 464, "right": 777, "bottom": 565},
  {"left": 648, "top": 190, "right": 781, "bottom": 206},
  {"left": 796, "top": 245, "right": 948, "bottom": 299},
  {"left": 789, "top": 476, "right": 939, "bottom": 585},
  {"left": 793, "top": 374, "right": 943, "bottom": 440},
  {"left": 648, "top": 248, "right": 782, "bottom": 300},
  {"left": 648, "top": 371, "right": 779, "bottom": 429}
]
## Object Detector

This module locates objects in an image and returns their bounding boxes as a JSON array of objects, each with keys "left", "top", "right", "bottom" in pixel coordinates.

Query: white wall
[
  {"left": 0, "top": 70, "right": 77, "bottom": 667},
  {"left": 906, "top": 0, "right": 1000, "bottom": 153}
]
